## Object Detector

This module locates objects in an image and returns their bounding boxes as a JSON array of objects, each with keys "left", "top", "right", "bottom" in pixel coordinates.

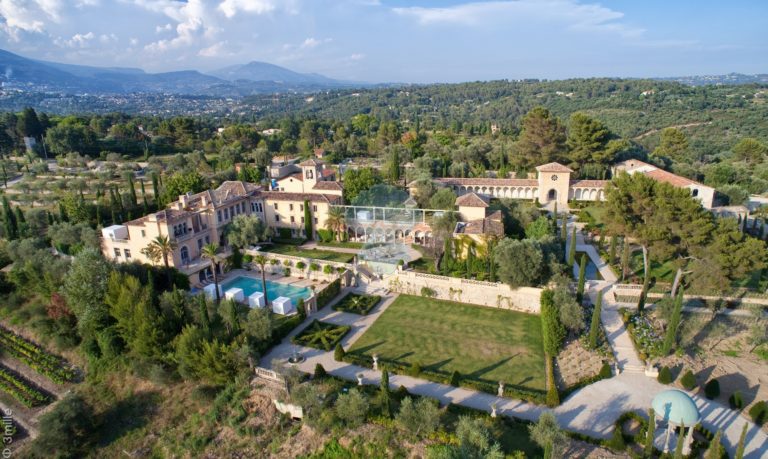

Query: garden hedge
[
  {"left": 680, "top": 370, "right": 697, "bottom": 391},
  {"left": 704, "top": 379, "right": 720, "bottom": 400},
  {"left": 657, "top": 366, "right": 673, "bottom": 384},
  {"left": 317, "top": 278, "right": 341, "bottom": 309},
  {"left": 749, "top": 401, "right": 767, "bottom": 425}
]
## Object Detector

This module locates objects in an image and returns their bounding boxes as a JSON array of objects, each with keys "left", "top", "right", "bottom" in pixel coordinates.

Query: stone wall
[{"left": 387, "top": 270, "right": 542, "bottom": 314}]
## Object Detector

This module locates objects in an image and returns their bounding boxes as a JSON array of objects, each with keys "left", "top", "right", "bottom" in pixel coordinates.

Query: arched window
[
  {"left": 180, "top": 246, "right": 189, "bottom": 263},
  {"left": 691, "top": 188, "right": 699, "bottom": 197},
  {"left": 306, "top": 168, "right": 314, "bottom": 179}
]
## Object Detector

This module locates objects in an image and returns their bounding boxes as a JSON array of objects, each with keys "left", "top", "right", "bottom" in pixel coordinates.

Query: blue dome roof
[{"left": 652, "top": 390, "right": 700, "bottom": 425}]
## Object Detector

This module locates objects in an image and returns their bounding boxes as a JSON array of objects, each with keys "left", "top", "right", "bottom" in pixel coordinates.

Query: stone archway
[{"left": 547, "top": 189, "right": 557, "bottom": 201}]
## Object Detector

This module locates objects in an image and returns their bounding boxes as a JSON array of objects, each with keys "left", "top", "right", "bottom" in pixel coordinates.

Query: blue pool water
[{"left": 220, "top": 276, "right": 312, "bottom": 303}]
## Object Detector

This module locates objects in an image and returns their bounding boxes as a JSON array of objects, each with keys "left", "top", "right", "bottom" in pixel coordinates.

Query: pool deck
[{"left": 220, "top": 269, "right": 332, "bottom": 292}]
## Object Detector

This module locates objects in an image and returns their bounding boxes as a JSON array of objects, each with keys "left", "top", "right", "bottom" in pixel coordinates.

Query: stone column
[
  {"left": 372, "top": 354, "right": 379, "bottom": 371},
  {"left": 497, "top": 382, "right": 505, "bottom": 397},
  {"left": 663, "top": 423, "right": 672, "bottom": 453}
]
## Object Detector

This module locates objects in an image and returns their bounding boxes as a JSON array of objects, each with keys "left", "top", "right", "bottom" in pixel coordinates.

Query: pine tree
[
  {"left": 662, "top": 287, "right": 684, "bottom": 355},
  {"left": 588, "top": 291, "right": 602, "bottom": 349},
  {"left": 644, "top": 408, "right": 655, "bottom": 457},
  {"left": 576, "top": 253, "right": 587, "bottom": 303},
  {"left": 568, "top": 227, "right": 577, "bottom": 266},
  {"left": 734, "top": 422, "right": 748, "bottom": 459},
  {"left": 609, "top": 234, "right": 617, "bottom": 264}
]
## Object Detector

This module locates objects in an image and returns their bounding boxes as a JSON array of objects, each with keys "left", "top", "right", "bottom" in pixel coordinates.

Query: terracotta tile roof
[
  {"left": 435, "top": 177, "right": 539, "bottom": 187},
  {"left": 643, "top": 169, "right": 699, "bottom": 187},
  {"left": 299, "top": 158, "right": 324, "bottom": 167},
  {"left": 569, "top": 180, "right": 609, "bottom": 188},
  {"left": 536, "top": 162, "right": 573, "bottom": 173},
  {"left": 455, "top": 192, "right": 489, "bottom": 208},
  {"left": 258, "top": 191, "right": 342, "bottom": 205},
  {"left": 321, "top": 168, "right": 335, "bottom": 178},
  {"left": 456, "top": 212, "right": 504, "bottom": 236},
  {"left": 312, "top": 181, "right": 343, "bottom": 191}
]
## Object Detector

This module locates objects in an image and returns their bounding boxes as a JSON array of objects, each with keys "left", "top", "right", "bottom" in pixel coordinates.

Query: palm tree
[
  {"left": 325, "top": 206, "right": 347, "bottom": 242},
  {"left": 201, "top": 243, "right": 222, "bottom": 302},
  {"left": 253, "top": 254, "right": 269, "bottom": 306},
  {"left": 140, "top": 244, "right": 161, "bottom": 265},
  {"left": 148, "top": 235, "right": 177, "bottom": 269}
]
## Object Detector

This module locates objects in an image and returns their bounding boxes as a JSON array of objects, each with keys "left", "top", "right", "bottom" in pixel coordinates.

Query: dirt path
[{"left": 633, "top": 121, "right": 713, "bottom": 140}]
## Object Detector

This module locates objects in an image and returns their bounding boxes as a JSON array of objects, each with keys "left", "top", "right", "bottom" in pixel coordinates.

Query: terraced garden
[
  {"left": 291, "top": 320, "right": 350, "bottom": 351},
  {"left": 0, "top": 326, "right": 76, "bottom": 384},
  {"left": 332, "top": 293, "right": 381, "bottom": 315},
  {"left": 0, "top": 365, "right": 49, "bottom": 407}
]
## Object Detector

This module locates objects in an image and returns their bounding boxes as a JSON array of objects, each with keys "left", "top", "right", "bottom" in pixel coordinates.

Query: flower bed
[
  {"left": 291, "top": 320, "right": 350, "bottom": 351},
  {"left": 625, "top": 313, "right": 662, "bottom": 360},
  {"left": 0, "top": 365, "right": 49, "bottom": 407},
  {"left": 332, "top": 293, "right": 381, "bottom": 315},
  {"left": 0, "top": 326, "right": 76, "bottom": 384}
]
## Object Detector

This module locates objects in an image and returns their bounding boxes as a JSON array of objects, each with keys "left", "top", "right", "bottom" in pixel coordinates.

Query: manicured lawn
[
  {"left": 333, "top": 293, "right": 381, "bottom": 315},
  {"left": 262, "top": 244, "right": 354, "bottom": 263},
  {"left": 348, "top": 295, "right": 546, "bottom": 392}
]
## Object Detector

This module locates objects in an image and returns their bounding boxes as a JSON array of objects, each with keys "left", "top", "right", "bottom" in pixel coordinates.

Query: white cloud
[
  {"left": 299, "top": 37, "right": 332, "bottom": 49},
  {"left": 0, "top": 0, "right": 63, "bottom": 39},
  {"left": 155, "top": 23, "right": 172, "bottom": 33},
  {"left": 393, "top": 0, "right": 643, "bottom": 38},
  {"left": 198, "top": 40, "right": 234, "bottom": 57},
  {"left": 349, "top": 53, "right": 365, "bottom": 60},
  {"left": 218, "top": 0, "right": 275, "bottom": 19}
]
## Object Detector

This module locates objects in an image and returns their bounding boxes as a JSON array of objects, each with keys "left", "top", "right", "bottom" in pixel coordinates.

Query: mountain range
[{"left": 0, "top": 48, "right": 363, "bottom": 95}]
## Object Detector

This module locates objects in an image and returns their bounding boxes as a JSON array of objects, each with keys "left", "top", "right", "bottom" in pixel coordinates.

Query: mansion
[{"left": 101, "top": 157, "right": 719, "bottom": 285}]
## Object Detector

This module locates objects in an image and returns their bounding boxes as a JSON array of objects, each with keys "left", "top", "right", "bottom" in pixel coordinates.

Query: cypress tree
[
  {"left": 598, "top": 231, "right": 604, "bottom": 250},
  {"left": 2, "top": 195, "right": 17, "bottom": 240},
  {"left": 380, "top": 367, "right": 391, "bottom": 417},
  {"left": 576, "top": 253, "right": 587, "bottom": 303},
  {"left": 734, "top": 422, "right": 748, "bottom": 459},
  {"left": 552, "top": 202, "right": 558, "bottom": 234},
  {"left": 638, "top": 274, "right": 649, "bottom": 312},
  {"left": 609, "top": 234, "right": 617, "bottom": 264},
  {"left": 662, "top": 287, "right": 684, "bottom": 355},
  {"left": 705, "top": 429, "right": 722, "bottom": 459},
  {"left": 14, "top": 206, "right": 24, "bottom": 223},
  {"left": 673, "top": 422, "right": 685, "bottom": 459},
  {"left": 151, "top": 171, "right": 161, "bottom": 206},
  {"left": 198, "top": 296, "right": 211, "bottom": 337},
  {"left": 560, "top": 214, "right": 567, "bottom": 241},
  {"left": 759, "top": 218, "right": 765, "bottom": 239},
  {"left": 127, "top": 175, "right": 137, "bottom": 206},
  {"left": 58, "top": 201, "right": 68, "bottom": 222},
  {"left": 140, "top": 180, "right": 149, "bottom": 213},
  {"left": 303, "top": 200, "right": 312, "bottom": 239},
  {"left": 645, "top": 408, "right": 655, "bottom": 457},
  {"left": 568, "top": 227, "right": 577, "bottom": 266},
  {"left": 621, "top": 237, "right": 630, "bottom": 282},
  {"left": 741, "top": 214, "right": 748, "bottom": 233},
  {"left": 588, "top": 291, "right": 602, "bottom": 349}
]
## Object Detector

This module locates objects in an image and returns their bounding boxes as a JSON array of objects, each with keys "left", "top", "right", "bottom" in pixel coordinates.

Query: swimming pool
[{"left": 220, "top": 276, "right": 312, "bottom": 303}]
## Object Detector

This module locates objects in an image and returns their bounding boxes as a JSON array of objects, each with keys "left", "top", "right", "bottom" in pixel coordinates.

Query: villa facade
[{"left": 101, "top": 159, "right": 344, "bottom": 285}]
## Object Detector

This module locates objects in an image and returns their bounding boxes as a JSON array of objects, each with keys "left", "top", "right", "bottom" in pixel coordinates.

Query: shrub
[
  {"left": 749, "top": 400, "right": 767, "bottom": 425},
  {"left": 449, "top": 370, "right": 461, "bottom": 386},
  {"left": 546, "top": 385, "right": 559, "bottom": 407},
  {"left": 704, "top": 379, "right": 720, "bottom": 400},
  {"left": 283, "top": 267, "right": 291, "bottom": 276},
  {"left": 314, "top": 363, "right": 327, "bottom": 378},
  {"left": 657, "top": 366, "right": 673, "bottom": 384},
  {"left": 317, "top": 229, "right": 334, "bottom": 243},
  {"left": 334, "top": 343, "right": 345, "bottom": 361},
  {"left": 409, "top": 362, "right": 422, "bottom": 377},
  {"left": 317, "top": 278, "right": 341, "bottom": 308},
  {"left": 598, "top": 363, "right": 612, "bottom": 379},
  {"left": 680, "top": 370, "right": 697, "bottom": 391},
  {"left": 729, "top": 391, "right": 744, "bottom": 411},
  {"left": 420, "top": 287, "right": 436, "bottom": 298}
]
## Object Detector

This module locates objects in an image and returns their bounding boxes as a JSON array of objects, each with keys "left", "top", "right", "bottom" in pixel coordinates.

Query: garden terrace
[
  {"left": 259, "top": 244, "right": 355, "bottom": 263},
  {"left": 347, "top": 295, "right": 546, "bottom": 398},
  {"left": 332, "top": 293, "right": 381, "bottom": 315}
]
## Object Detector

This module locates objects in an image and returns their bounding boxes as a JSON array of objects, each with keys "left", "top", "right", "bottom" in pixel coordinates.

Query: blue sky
[{"left": 0, "top": 0, "right": 765, "bottom": 83}]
